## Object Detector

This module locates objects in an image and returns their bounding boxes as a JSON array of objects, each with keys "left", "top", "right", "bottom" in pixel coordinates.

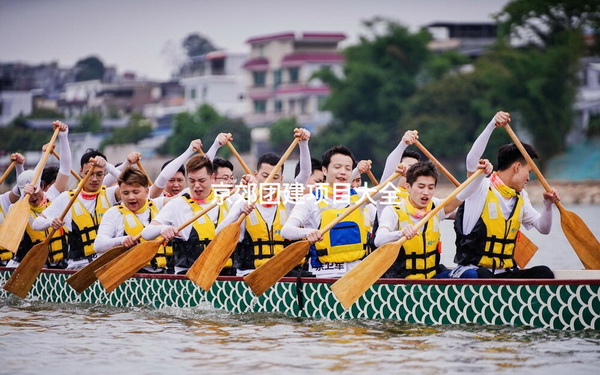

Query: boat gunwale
[{"left": 3, "top": 267, "right": 599, "bottom": 286}]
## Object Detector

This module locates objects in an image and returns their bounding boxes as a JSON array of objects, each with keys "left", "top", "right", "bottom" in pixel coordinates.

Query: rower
[
  {"left": 32, "top": 149, "right": 119, "bottom": 270},
  {"left": 94, "top": 167, "right": 168, "bottom": 273},
  {"left": 452, "top": 111, "right": 560, "bottom": 279},
  {"left": 281, "top": 145, "right": 371, "bottom": 278},
  {"left": 374, "top": 160, "right": 491, "bottom": 279},
  {"left": 141, "top": 155, "right": 230, "bottom": 275},
  {"left": 216, "top": 128, "right": 313, "bottom": 277}
]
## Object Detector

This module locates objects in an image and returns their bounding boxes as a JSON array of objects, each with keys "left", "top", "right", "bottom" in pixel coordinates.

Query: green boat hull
[{"left": 1, "top": 268, "right": 599, "bottom": 331}]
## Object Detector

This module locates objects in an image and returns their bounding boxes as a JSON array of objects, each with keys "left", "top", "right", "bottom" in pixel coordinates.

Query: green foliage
[
  {"left": 269, "top": 118, "right": 299, "bottom": 154},
  {"left": 183, "top": 33, "right": 217, "bottom": 57},
  {"left": 0, "top": 118, "right": 53, "bottom": 153},
  {"left": 158, "top": 104, "right": 250, "bottom": 157},
  {"left": 586, "top": 113, "right": 600, "bottom": 137},
  {"left": 311, "top": 17, "right": 433, "bottom": 176},
  {"left": 75, "top": 56, "right": 105, "bottom": 82},
  {"left": 28, "top": 107, "right": 64, "bottom": 119},
  {"left": 73, "top": 111, "right": 102, "bottom": 133},
  {"left": 99, "top": 113, "right": 153, "bottom": 150}
]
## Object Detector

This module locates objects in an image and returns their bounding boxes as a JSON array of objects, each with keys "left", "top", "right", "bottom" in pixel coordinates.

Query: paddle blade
[
  {"left": 66, "top": 245, "right": 129, "bottom": 293},
  {"left": 559, "top": 208, "right": 600, "bottom": 269},
  {"left": 186, "top": 223, "right": 240, "bottom": 291},
  {"left": 95, "top": 240, "right": 161, "bottom": 293},
  {"left": 331, "top": 243, "right": 401, "bottom": 310},
  {"left": 513, "top": 231, "right": 538, "bottom": 269},
  {"left": 244, "top": 240, "right": 311, "bottom": 296},
  {"left": 3, "top": 241, "right": 49, "bottom": 298},
  {"left": 0, "top": 199, "right": 30, "bottom": 253}
]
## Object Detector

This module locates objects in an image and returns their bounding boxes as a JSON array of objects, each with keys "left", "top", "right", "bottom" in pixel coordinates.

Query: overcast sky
[{"left": 0, "top": 0, "right": 510, "bottom": 81}]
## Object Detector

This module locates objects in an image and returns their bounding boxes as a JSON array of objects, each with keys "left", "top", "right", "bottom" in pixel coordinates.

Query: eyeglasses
[
  {"left": 87, "top": 171, "right": 107, "bottom": 180},
  {"left": 215, "top": 176, "right": 237, "bottom": 183}
]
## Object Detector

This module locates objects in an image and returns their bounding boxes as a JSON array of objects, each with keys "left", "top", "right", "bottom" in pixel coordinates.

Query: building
[
  {"left": 242, "top": 31, "right": 346, "bottom": 130},
  {"left": 425, "top": 22, "right": 498, "bottom": 57},
  {"left": 179, "top": 51, "right": 248, "bottom": 118},
  {"left": 0, "top": 91, "right": 32, "bottom": 126}
]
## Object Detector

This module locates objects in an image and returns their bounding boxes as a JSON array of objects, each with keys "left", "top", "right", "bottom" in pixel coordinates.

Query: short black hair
[
  {"left": 41, "top": 166, "right": 59, "bottom": 189},
  {"left": 81, "top": 148, "right": 106, "bottom": 168},
  {"left": 497, "top": 143, "right": 538, "bottom": 171},
  {"left": 322, "top": 145, "right": 356, "bottom": 169},
  {"left": 294, "top": 157, "right": 322, "bottom": 177},
  {"left": 401, "top": 150, "right": 421, "bottom": 162},
  {"left": 405, "top": 161, "right": 439, "bottom": 186},
  {"left": 257, "top": 152, "right": 282, "bottom": 171},
  {"left": 161, "top": 159, "right": 185, "bottom": 176},
  {"left": 213, "top": 157, "right": 234, "bottom": 172}
]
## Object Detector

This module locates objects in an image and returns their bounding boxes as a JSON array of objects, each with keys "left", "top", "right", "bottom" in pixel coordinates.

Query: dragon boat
[{"left": 1, "top": 267, "right": 599, "bottom": 331}]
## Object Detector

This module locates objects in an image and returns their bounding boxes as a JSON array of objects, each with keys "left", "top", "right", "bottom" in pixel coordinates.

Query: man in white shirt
[{"left": 453, "top": 111, "right": 560, "bottom": 279}]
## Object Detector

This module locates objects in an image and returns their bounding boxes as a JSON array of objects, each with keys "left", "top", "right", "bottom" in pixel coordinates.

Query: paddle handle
[
  {"left": 504, "top": 125, "right": 564, "bottom": 210},
  {"left": 0, "top": 161, "right": 16, "bottom": 185},
  {"left": 136, "top": 161, "right": 153, "bottom": 185},
  {"left": 226, "top": 142, "right": 253, "bottom": 175},
  {"left": 366, "top": 170, "right": 379, "bottom": 186},
  {"left": 318, "top": 169, "right": 402, "bottom": 236},
  {"left": 45, "top": 164, "right": 96, "bottom": 238},
  {"left": 30, "top": 127, "right": 61, "bottom": 188},
  {"left": 52, "top": 150, "right": 82, "bottom": 181},
  {"left": 391, "top": 169, "right": 484, "bottom": 247},
  {"left": 415, "top": 141, "right": 460, "bottom": 186}
]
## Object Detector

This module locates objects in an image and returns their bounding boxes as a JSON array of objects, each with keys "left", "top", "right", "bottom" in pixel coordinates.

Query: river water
[{"left": 1, "top": 205, "right": 599, "bottom": 374}]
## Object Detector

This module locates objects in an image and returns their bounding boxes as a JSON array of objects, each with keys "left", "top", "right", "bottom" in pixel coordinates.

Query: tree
[
  {"left": 100, "top": 113, "right": 153, "bottom": 150},
  {"left": 75, "top": 56, "right": 105, "bottom": 82},
  {"left": 182, "top": 33, "right": 217, "bottom": 58},
  {"left": 158, "top": 104, "right": 250, "bottom": 156},
  {"left": 269, "top": 118, "right": 299, "bottom": 154},
  {"left": 74, "top": 110, "right": 102, "bottom": 133},
  {"left": 311, "top": 17, "right": 433, "bottom": 176}
]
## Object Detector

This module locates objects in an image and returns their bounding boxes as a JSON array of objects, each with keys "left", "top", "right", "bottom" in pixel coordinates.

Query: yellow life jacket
[
  {"left": 19, "top": 199, "right": 68, "bottom": 264},
  {"left": 393, "top": 202, "right": 441, "bottom": 279},
  {"left": 314, "top": 193, "right": 369, "bottom": 264},
  {"left": 68, "top": 186, "right": 111, "bottom": 259},
  {"left": 116, "top": 200, "right": 169, "bottom": 270},
  {"left": 455, "top": 188, "right": 523, "bottom": 270},
  {"left": 242, "top": 201, "right": 292, "bottom": 269},
  {"left": 171, "top": 193, "right": 228, "bottom": 270}
]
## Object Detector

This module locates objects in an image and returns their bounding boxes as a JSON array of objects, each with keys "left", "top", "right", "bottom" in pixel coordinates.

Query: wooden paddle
[
  {"left": 244, "top": 167, "right": 404, "bottom": 296},
  {"left": 0, "top": 161, "right": 17, "bottom": 185},
  {"left": 187, "top": 138, "right": 301, "bottom": 291},
  {"left": 3, "top": 163, "right": 96, "bottom": 298},
  {"left": 0, "top": 127, "right": 60, "bottom": 253},
  {"left": 136, "top": 161, "right": 153, "bottom": 185},
  {"left": 95, "top": 202, "right": 221, "bottom": 293},
  {"left": 226, "top": 142, "right": 254, "bottom": 175},
  {"left": 504, "top": 124, "right": 600, "bottom": 269},
  {"left": 51, "top": 150, "right": 82, "bottom": 182},
  {"left": 331, "top": 169, "right": 484, "bottom": 309},
  {"left": 366, "top": 169, "right": 379, "bottom": 186},
  {"left": 65, "top": 235, "right": 139, "bottom": 294},
  {"left": 414, "top": 140, "right": 538, "bottom": 268}
]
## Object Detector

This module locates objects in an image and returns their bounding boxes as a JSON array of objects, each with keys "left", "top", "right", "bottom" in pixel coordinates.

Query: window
[
  {"left": 258, "top": 44, "right": 265, "bottom": 57},
  {"left": 288, "top": 67, "right": 299, "bottom": 83},
  {"left": 288, "top": 99, "right": 296, "bottom": 114},
  {"left": 190, "top": 88, "right": 196, "bottom": 99},
  {"left": 253, "top": 71, "right": 266, "bottom": 87},
  {"left": 300, "top": 98, "right": 307, "bottom": 114},
  {"left": 274, "top": 100, "right": 283, "bottom": 113},
  {"left": 273, "top": 70, "right": 281, "bottom": 89},
  {"left": 254, "top": 100, "right": 266, "bottom": 113}
]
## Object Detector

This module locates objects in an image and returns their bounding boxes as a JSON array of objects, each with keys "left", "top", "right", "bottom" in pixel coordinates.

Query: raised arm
[
  {"left": 466, "top": 112, "right": 509, "bottom": 175},
  {"left": 294, "top": 128, "right": 312, "bottom": 184},
  {"left": 149, "top": 139, "right": 201, "bottom": 198}
]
